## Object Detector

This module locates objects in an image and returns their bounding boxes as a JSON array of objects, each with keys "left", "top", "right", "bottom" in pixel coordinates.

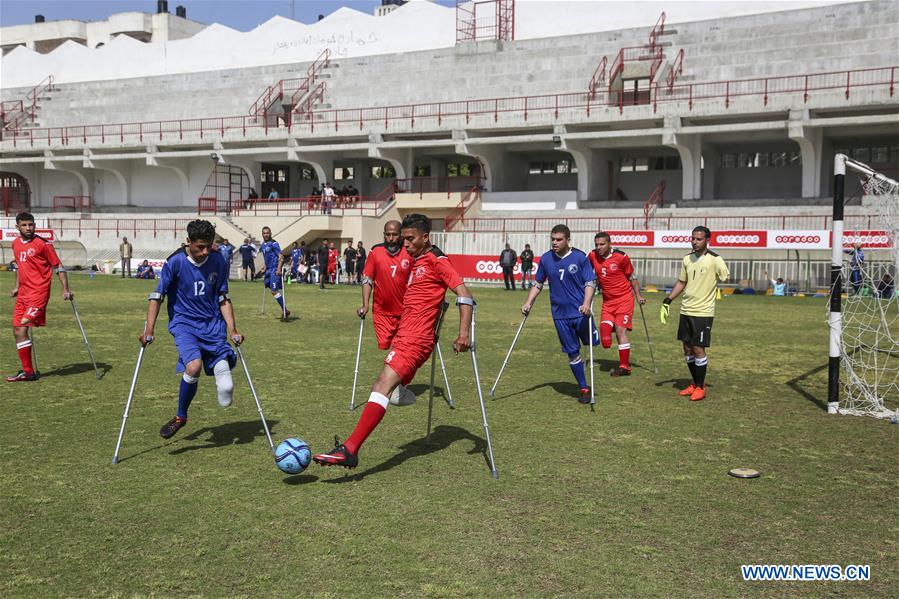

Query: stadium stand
[{"left": 1, "top": 0, "right": 897, "bottom": 286}]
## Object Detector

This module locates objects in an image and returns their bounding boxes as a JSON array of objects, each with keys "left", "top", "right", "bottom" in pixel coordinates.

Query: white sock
[{"left": 214, "top": 360, "right": 234, "bottom": 407}]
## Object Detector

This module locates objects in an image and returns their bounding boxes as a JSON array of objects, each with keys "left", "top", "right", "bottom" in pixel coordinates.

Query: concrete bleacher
[{"left": 7, "top": 0, "right": 894, "bottom": 132}]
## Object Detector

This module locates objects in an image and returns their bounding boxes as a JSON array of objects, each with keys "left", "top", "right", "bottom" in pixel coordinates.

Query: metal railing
[
  {"left": 649, "top": 11, "right": 666, "bottom": 53},
  {"left": 248, "top": 49, "right": 331, "bottom": 118},
  {"left": 444, "top": 213, "right": 878, "bottom": 233},
  {"left": 2, "top": 75, "right": 53, "bottom": 131},
  {"left": 3, "top": 65, "right": 895, "bottom": 147},
  {"left": 34, "top": 217, "right": 196, "bottom": 239},
  {"left": 588, "top": 56, "right": 608, "bottom": 100},
  {"left": 445, "top": 186, "right": 480, "bottom": 231},
  {"left": 53, "top": 195, "right": 92, "bottom": 212},
  {"left": 642, "top": 180, "right": 666, "bottom": 229},
  {"left": 198, "top": 195, "right": 390, "bottom": 217},
  {"left": 667, "top": 49, "right": 685, "bottom": 91}
]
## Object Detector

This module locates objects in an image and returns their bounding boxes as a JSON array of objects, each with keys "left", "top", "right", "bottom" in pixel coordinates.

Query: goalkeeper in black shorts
[{"left": 659, "top": 226, "right": 729, "bottom": 401}]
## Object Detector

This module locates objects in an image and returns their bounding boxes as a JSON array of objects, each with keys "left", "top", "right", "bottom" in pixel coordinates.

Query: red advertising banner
[
  {"left": 448, "top": 254, "right": 540, "bottom": 281},
  {"left": 1, "top": 228, "right": 56, "bottom": 242}
]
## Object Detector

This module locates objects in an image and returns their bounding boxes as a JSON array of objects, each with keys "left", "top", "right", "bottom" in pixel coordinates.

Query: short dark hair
[
  {"left": 186, "top": 219, "right": 216, "bottom": 242},
  {"left": 401, "top": 213, "right": 431, "bottom": 234},
  {"left": 692, "top": 226, "right": 711, "bottom": 240},
  {"left": 15, "top": 212, "right": 34, "bottom": 224},
  {"left": 551, "top": 224, "right": 570, "bottom": 239},
  {"left": 595, "top": 231, "right": 611, "bottom": 241}
]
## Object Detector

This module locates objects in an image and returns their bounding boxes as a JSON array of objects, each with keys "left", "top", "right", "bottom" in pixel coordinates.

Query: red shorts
[
  {"left": 600, "top": 297, "right": 634, "bottom": 330},
  {"left": 13, "top": 297, "right": 48, "bottom": 327},
  {"left": 328, "top": 265, "right": 337, "bottom": 274},
  {"left": 373, "top": 312, "right": 401, "bottom": 350},
  {"left": 384, "top": 330, "right": 435, "bottom": 385}
]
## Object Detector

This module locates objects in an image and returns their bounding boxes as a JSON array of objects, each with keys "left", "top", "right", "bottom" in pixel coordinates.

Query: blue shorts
[
  {"left": 171, "top": 326, "right": 236, "bottom": 376},
  {"left": 553, "top": 315, "right": 599, "bottom": 356},
  {"left": 264, "top": 270, "right": 283, "bottom": 291}
]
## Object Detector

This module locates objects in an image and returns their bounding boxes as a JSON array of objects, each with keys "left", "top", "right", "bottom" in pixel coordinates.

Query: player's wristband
[
  {"left": 148, "top": 292, "right": 164, "bottom": 301},
  {"left": 663, "top": 298, "right": 672, "bottom": 305},
  {"left": 456, "top": 297, "right": 475, "bottom": 307}
]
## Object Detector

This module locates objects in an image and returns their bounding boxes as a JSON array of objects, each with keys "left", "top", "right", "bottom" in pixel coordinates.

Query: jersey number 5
[{"left": 194, "top": 281, "right": 206, "bottom": 296}]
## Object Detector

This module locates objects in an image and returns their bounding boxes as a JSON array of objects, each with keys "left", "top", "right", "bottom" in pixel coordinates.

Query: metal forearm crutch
[
  {"left": 28, "top": 327, "right": 38, "bottom": 374},
  {"left": 280, "top": 274, "right": 288, "bottom": 321},
  {"left": 70, "top": 299, "right": 100, "bottom": 379},
  {"left": 635, "top": 294, "right": 658, "bottom": 374},
  {"left": 260, "top": 280, "right": 267, "bottom": 315},
  {"left": 489, "top": 312, "right": 528, "bottom": 397},
  {"left": 112, "top": 323, "right": 150, "bottom": 465},
  {"left": 588, "top": 300, "right": 596, "bottom": 409},
  {"left": 426, "top": 301, "right": 452, "bottom": 443},
  {"left": 468, "top": 299, "right": 499, "bottom": 479},
  {"left": 349, "top": 315, "right": 365, "bottom": 411},
  {"left": 235, "top": 345, "right": 275, "bottom": 454},
  {"left": 433, "top": 301, "right": 454, "bottom": 408}
]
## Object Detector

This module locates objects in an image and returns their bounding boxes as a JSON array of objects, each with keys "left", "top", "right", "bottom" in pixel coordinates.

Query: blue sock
[
  {"left": 274, "top": 293, "right": 285, "bottom": 310},
  {"left": 177, "top": 374, "right": 199, "bottom": 419},
  {"left": 569, "top": 357, "right": 588, "bottom": 389}
]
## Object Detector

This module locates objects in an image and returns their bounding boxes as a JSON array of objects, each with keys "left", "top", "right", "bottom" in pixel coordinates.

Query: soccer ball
[{"left": 275, "top": 438, "right": 312, "bottom": 474}]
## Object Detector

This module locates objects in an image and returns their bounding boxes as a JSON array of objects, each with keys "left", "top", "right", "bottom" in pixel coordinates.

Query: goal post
[{"left": 828, "top": 153, "right": 899, "bottom": 418}]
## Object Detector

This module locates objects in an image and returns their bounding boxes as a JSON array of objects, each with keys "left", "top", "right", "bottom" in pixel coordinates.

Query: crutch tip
[
  {"left": 111, "top": 456, "right": 119, "bottom": 465},
  {"left": 491, "top": 471, "right": 499, "bottom": 480},
  {"left": 488, "top": 390, "right": 495, "bottom": 397}
]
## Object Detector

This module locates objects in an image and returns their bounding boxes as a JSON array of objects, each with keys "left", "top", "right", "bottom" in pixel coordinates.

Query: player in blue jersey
[
  {"left": 218, "top": 238, "right": 234, "bottom": 274},
  {"left": 522, "top": 224, "right": 598, "bottom": 404},
  {"left": 290, "top": 242, "right": 303, "bottom": 282},
  {"left": 139, "top": 220, "right": 244, "bottom": 439},
  {"left": 259, "top": 226, "right": 290, "bottom": 320}
]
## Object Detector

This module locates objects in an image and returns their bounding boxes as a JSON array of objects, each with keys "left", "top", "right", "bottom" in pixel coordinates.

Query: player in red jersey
[
  {"left": 327, "top": 242, "right": 339, "bottom": 284},
  {"left": 588, "top": 231, "right": 646, "bottom": 376},
  {"left": 7, "top": 212, "right": 74, "bottom": 382},
  {"left": 358, "top": 220, "right": 415, "bottom": 405},
  {"left": 314, "top": 213, "right": 473, "bottom": 469}
]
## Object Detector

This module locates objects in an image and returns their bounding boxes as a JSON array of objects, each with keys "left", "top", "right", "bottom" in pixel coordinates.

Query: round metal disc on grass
[{"left": 728, "top": 468, "right": 761, "bottom": 479}]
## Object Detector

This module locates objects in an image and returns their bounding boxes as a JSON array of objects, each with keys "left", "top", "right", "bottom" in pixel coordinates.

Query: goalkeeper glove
[{"left": 660, "top": 298, "right": 672, "bottom": 324}]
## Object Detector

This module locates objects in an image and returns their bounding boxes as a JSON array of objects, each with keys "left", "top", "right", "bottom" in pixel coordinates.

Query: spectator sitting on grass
[
  {"left": 136, "top": 260, "right": 156, "bottom": 280},
  {"left": 765, "top": 271, "right": 787, "bottom": 296}
]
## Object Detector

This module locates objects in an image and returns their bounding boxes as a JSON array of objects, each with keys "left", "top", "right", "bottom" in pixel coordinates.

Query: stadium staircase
[
  {"left": 0, "top": 75, "right": 55, "bottom": 137},
  {"left": 247, "top": 49, "right": 333, "bottom": 130}
]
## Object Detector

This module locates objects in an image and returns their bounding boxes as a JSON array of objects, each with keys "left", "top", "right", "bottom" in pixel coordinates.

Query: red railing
[
  {"left": 444, "top": 213, "right": 878, "bottom": 234},
  {"left": 2, "top": 76, "right": 54, "bottom": 131},
  {"left": 649, "top": 12, "right": 666, "bottom": 53},
  {"left": 1, "top": 99, "right": 24, "bottom": 129},
  {"left": 249, "top": 49, "right": 332, "bottom": 118},
  {"left": 588, "top": 56, "right": 608, "bottom": 100},
  {"left": 642, "top": 180, "right": 666, "bottom": 229},
  {"left": 53, "top": 195, "right": 92, "bottom": 212},
  {"left": 289, "top": 81, "right": 327, "bottom": 130},
  {"left": 4, "top": 66, "right": 896, "bottom": 147},
  {"left": 34, "top": 217, "right": 195, "bottom": 239},
  {"left": 395, "top": 176, "right": 482, "bottom": 198},
  {"left": 445, "top": 186, "right": 480, "bottom": 231},
  {"left": 199, "top": 196, "right": 387, "bottom": 217},
  {"left": 667, "top": 49, "right": 685, "bottom": 91}
]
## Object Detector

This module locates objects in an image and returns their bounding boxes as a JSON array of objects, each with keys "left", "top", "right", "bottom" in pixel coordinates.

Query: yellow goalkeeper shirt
[{"left": 678, "top": 251, "right": 729, "bottom": 317}]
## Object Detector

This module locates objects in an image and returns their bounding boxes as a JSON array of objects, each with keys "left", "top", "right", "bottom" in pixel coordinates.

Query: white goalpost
[{"left": 828, "top": 153, "right": 899, "bottom": 419}]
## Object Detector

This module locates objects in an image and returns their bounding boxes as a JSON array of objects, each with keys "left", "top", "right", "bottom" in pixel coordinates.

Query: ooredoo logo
[
  {"left": 611, "top": 234, "right": 649, "bottom": 244},
  {"left": 476, "top": 260, "right": 502, "bottom": 274},
  {"left": 716, "top": 234, "right": 760, "bottom": 244},
  {"left": 661, "top": 235, "right": 691, "bottom": 243},
  {"left": 775, "top": 235, "right": 821, "bottom": 243}
]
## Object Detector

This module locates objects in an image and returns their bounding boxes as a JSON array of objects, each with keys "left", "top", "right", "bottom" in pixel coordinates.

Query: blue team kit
[
  {"left": 155, "top": 249, "right": 235, "bottom": 375},
  {"left": 535, "top": 249, "right": 599, "bottom": 354},
  {"left": 260, "top": 239, "right": 283, "bottom": 291}
]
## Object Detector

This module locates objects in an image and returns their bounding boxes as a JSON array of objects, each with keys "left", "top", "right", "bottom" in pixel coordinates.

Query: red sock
[
  {"left": 618, "top": 343, "right": 631, "bottom": 370},
  {"left": 17, "top": 340, "right": 34, "bottom": 374},
  {"left": 344, "top": 393, "right": 388, "bottom": 455}
]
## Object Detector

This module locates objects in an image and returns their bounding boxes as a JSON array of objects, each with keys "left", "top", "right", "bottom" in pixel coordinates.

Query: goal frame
[{"left": 828, "top": 153, "right": 899, "bottom": 414}]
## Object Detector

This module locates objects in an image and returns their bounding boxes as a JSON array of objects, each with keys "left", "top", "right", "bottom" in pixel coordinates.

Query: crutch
[
  {"left": 28, "top": 327, "right": 38, "bottom": 375},
  {"left": 430, "top": 301, "right": 454, "bottom": 408},
  {"left": 235, "top": 345, "right": 276, "bottom": 454},
  {"left": 635, "top": 294, "right": 659, "bottom": 374},
  {"left": 279, "top": 276, "right": 288, "bottom": 321},
  {"left": 467, "top": 299, "right": 499, "bottom": 479},
  {"left": 260, "top": 280, "right": 267, "bottom": 315},
  {"left": 70, "top": 299, "right": 100, "bottom": 379},
  {"left": 349, "top": 314, "right": 365, "bottom": 411},
  {"left": 488, "top": 312, "right": 528, "bottom": 397},
  {"left": 588, "top": 300, "right": 596, "bottom": 410},
  {"left": 112, "top": 323, "right": 150, "bottom": 465}
]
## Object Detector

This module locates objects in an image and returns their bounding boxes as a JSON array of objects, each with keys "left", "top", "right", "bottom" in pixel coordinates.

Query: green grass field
[{"left": 1, "top": 273, "right": 896, "bottom": 597}]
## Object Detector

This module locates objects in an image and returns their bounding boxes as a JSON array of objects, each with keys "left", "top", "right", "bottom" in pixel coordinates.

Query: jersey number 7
[{"left": 558, "top": 269, "right": 565, "bottom": 281}]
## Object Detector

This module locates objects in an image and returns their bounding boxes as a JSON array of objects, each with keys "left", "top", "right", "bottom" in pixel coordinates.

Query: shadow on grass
[
  {"left": 169, "top": 419, "right": 280, "bottom": 455},
  {"left": 408, "top": 382, "right": 447, "bottom": 398},
  {"left": 654, "top": 378, "right": 696, "bottom": 390},
  {"left": 319, "top": 425, "right": 488, "bottom": 483},
  {"left": 40, "top": 362, "right": 113, "bottom": 379},
  {"left": 282, "top": 474, "right": 319, "bottom": 485},
  {"left": 113, "top": 442, "right": 167, "bottom": 464},
  {"left": 785, "top": 362, "right": 828, "bottom": 411},
  {"left": 492, "top": 380, "right": 582, "bottom": 401}
]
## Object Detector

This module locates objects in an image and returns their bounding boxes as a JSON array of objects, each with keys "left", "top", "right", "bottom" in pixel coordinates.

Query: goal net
[{"left": 828, "top": 154, "right": 899, "bottom": 419}]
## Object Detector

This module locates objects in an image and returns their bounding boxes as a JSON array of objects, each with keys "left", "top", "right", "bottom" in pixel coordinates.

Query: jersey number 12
[{"left": 194, "top": 281, "right": 206, "bottom": 296}]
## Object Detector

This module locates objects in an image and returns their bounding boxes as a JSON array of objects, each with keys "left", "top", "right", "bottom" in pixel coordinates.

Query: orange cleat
[
  {"left": 689, "top": 385, "right": 706, "bottom": 401},
  {"left": 678, "top": 384, "right": 696, "bottom": 397}
]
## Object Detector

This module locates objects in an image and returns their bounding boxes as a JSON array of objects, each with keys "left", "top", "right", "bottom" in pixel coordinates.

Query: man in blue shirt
[
  {"left": 522, "top": 224, "right": 598, "bottom": 404},
  {"left": 290, "top": 242, "right": 303, "bottom": 282},
  {"left": 219, "top": 239, "right": 234, "bottom": 277},
  {"left": 765, "top": 270, "right": 787, "bottom": 296},
  {"left": 238, "top": 238, "right": 257, "bottom": 282},
  {"left": 260, "top": 226, "right": 289, "bottom": 320},
  {"left": 846, "top": 242, "right": 864, "bottom": 295},
  {"left": 139, "top": 220, "right": 244, "bottom": 439}
]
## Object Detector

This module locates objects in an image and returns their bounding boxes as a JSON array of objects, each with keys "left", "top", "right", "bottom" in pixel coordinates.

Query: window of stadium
[
  {"left": 446, "top": 163, "right": 478, "bottom": 177},
  {"left": 299, "top": 167, "right": 315, "bottom": 180},
  {"left": 414, "top": 165, "right": 431, "bottom": 177},
  {"left": 370, "top": 166, "right": 396, "bottom": 178},
  {"left": 619, "top": 156, "right": 678, "bottom": 172},
  {"left": 333, "top": 167, "right": 355, "bottom": 180},
  {"left": 529, "top": 160, "right": 577, "bottom": 175},
  {"left": 721, "top": 152, "right": 801, "bottom": 168}
]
